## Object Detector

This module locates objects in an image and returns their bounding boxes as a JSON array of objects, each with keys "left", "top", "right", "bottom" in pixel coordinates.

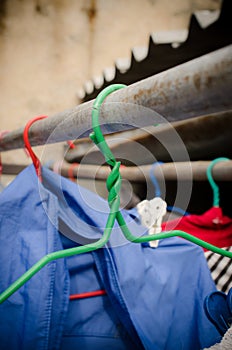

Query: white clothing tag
[{"left": 137, "top": 197, "right": 167, "bottom": 247}]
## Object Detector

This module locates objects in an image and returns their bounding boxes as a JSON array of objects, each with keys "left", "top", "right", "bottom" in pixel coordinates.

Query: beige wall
[{"left": 0, "top": 0, "right": 221, "bottom": 168}]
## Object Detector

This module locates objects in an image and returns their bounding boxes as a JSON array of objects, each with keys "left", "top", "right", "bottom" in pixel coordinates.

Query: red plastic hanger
[
  {"left": 23, "top": 116, "right": 48, "bottom": 181},
  {"left": 68, "top": 163, "right": 79, "bottom": 182}
]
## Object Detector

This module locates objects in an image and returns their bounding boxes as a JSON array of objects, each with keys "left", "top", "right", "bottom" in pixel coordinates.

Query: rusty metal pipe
[
  {"left": 2, "top": 161, "right": 232, "bottom": 182},
  {"left": 0, "top": 45, "right": 231, "bottom": 152},
  {"left": 59, "top": 161, "right": 232, "bottom": 182}
]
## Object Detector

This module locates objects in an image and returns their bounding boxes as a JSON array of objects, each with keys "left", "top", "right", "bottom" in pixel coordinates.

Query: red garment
[{"left": 162, "top": 207, "right": 232, "bottom": 250}]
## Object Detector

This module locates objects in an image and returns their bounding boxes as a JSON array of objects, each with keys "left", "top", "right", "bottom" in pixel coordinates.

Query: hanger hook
[
  {"left": 23, "top": 115, "right": 48, "bottom": 182},
  {"left": 150, "top": 161, "right": 163, "bottom": 197},
  {"left": 89, "top": 84, "right": 126, "bottom": 211},
  {"left": 68, "top": 163, "right": 79, "bottom": 182},
  {"left": 89, "top": 84, "right": 126, "bottom": 167},
  {"left": 206, "top": 157, "right": 230, "bottom": 207}
]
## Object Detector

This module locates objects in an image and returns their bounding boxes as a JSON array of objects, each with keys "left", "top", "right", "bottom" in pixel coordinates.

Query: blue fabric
[{"left": 0, "top": 165, "right": 221, "bottom": 349}]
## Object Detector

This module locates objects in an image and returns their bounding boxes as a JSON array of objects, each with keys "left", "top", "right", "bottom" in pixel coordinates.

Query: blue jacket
[{"left": 0, "top": 165, "right": 221, "bottom": 349}]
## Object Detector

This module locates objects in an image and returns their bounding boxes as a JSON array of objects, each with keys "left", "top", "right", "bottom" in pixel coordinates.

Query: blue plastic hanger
[
  {"left": 149, "top": 161, "right": 189, "bottom": 216},
  {"left": 204, "top": 288, "right": 232, "bottom": 336}
]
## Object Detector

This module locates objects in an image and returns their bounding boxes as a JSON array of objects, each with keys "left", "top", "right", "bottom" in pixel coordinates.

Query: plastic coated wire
[
  {"left": 149, "top": 162, "right": 162, "bottom": 197},
  {"left": 150, "top": 161, "right": 189, "bottom": 216},
  {"left": 206, "top": 157, "right": 230, "bottom": 207},
  {"left": 0, "top": 212, "right": 115, "bottom": 303},
  {"left": 89, "top": 84, "right": 232, "bottom": 259},
  {"left": 1, "top": 86, "right": 232, "bottom": 304},
  {"left": 23, "top": 116, "right": 48, "bottom": 182}
]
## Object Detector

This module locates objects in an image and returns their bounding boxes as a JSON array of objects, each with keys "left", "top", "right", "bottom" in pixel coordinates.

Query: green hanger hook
[
  {"left": 89, "top": 84, "right": 232, "bottom": 258},
  {"left": 206, "top": 157, "right": 230, "bottom": 207},
  {"left": 89, "top": 83, "right": 126, "bottom": 166}
]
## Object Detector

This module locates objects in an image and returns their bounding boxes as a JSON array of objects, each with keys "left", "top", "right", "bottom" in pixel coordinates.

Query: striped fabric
[{"left": 205, "top": 247, "right": 232, "bottom": 293}]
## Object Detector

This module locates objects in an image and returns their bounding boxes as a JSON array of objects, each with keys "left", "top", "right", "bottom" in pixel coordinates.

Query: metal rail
[
  {"left": 2, "top": 161, "right": 232, "bottom": 182},
  {"left": 0, "top": 45, "right": 231, "bottom": 152}
]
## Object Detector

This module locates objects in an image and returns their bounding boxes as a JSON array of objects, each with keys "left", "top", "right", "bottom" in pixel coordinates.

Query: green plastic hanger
[
  {"left": 206, "top": 157, "right": 230, "bottom": 207},
  {"left": 0, "top": 84, "right": 231, "bottom": 305},
  {"left": 89, "top": 84, "right": 232, "bottom": 257}
]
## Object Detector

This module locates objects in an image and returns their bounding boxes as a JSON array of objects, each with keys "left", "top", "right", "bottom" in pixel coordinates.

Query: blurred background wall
[{"left": 0, "top": 0, "right": 221, "bottom": 167}]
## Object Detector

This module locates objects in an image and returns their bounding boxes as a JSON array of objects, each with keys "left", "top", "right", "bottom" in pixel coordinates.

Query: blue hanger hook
[{"left": 149, "top": 162, "right": 189, "bottom": 216}]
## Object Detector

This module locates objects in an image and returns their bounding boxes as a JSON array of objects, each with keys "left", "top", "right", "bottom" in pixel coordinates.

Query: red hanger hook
[
  {"left": 68, "top": 163, "right": 79, "bottom": 182},
  {"left": 23, "top": 115, "right": 48, "bottom": 181},
  {"left": 67, "top": 140, "right": 76, "bottom": 149}
]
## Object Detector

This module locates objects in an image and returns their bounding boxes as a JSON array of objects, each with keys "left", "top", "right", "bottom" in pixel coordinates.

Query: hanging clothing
[
  {"left": 162, "top": 208, "right": 232, "bottom": 292},
  {"left": 60, "top": 235, "right": 138, "bottom": 350},
  {"left": 205, "top": 247, "right": 232, "bottom": 293},
  {"left": 162, "top": 207, "right": 232, "bottom": 249},
  {"left": 0, "top": 165, "right": 221, "bottom": 350},
  {"left": 0, "top": 181, "right": 4, "bottom": 192}
]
